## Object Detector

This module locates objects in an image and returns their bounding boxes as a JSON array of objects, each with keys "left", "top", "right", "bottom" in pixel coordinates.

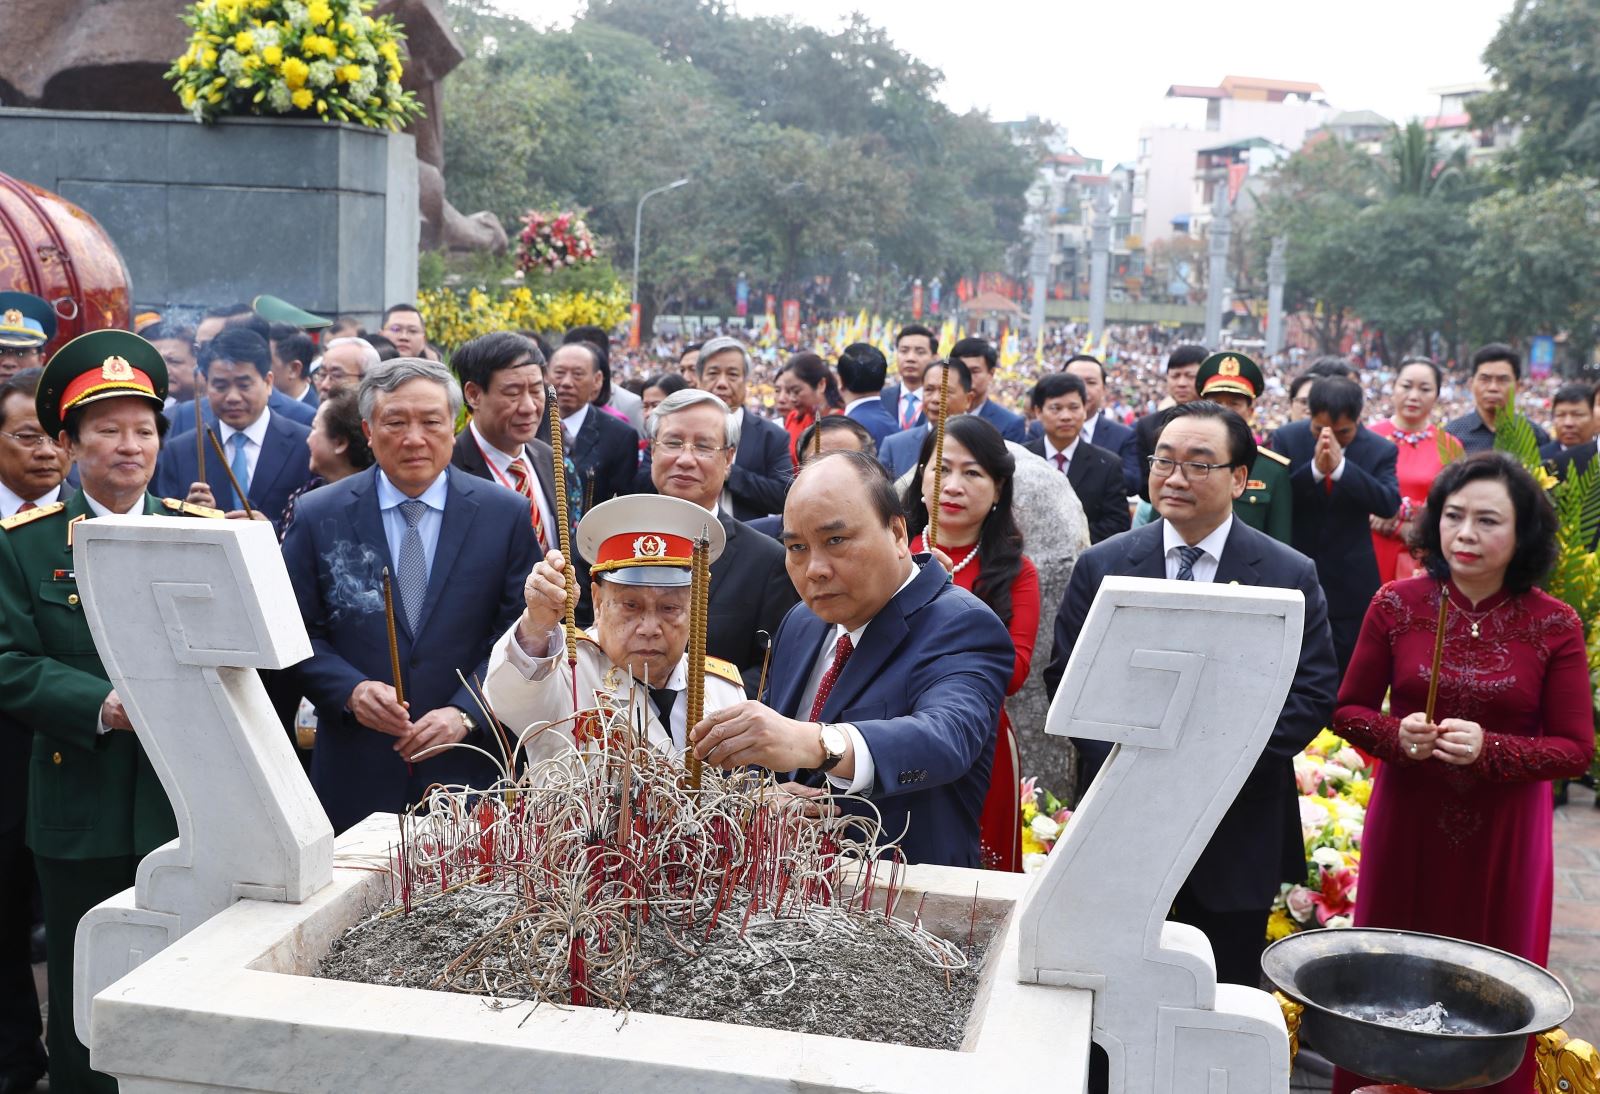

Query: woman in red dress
[
  {"left": 1369, "top": 356, "right": 1465, "bottom": 581},
  {"left": 903, "top": 414, "right": 1039, "bottom": 872},
  {"left": 1332, "top": 452, "right": 1592, "bottom": 1094},
  {"left": 776, "top": 352, "right": 843, "bottom": 465}
]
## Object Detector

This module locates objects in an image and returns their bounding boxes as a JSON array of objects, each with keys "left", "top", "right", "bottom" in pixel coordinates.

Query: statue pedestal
[{"left": 0, "top": 107, "right": 417, "bottom": 324}]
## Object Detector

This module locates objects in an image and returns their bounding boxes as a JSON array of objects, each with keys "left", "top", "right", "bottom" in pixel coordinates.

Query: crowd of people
[{"left": 0, "top": 286, "right": 1594, "bottom": 1093}]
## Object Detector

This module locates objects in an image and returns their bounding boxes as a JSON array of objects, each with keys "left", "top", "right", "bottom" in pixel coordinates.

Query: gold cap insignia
[
  {"left": 1220, "top": 356, "right": 1241, "bottom": 376},
  {"left": 633, "top": 534, "right": 666, "bottom": 558},
  {"left": 101, "top": 355, "right": 134, "bottom": 381},
  {"left": 2, "top": 309, "right": 21, "bottom": 326}
]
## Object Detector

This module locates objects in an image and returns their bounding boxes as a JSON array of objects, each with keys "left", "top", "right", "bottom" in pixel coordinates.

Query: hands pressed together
[
  {"left": 349, "top": 679, "right": 468, "bottom": 762},
  {"left": 1398, "top": 710, "right": 1485, "bottom": 766},
  {"left": 1313, "top": 427, "right": 1344, "bottom": 478}
]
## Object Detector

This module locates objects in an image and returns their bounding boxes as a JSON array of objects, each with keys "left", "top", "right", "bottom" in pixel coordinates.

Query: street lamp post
[{"left": 631, "top": 178, "right": 690, "bottom": 338}]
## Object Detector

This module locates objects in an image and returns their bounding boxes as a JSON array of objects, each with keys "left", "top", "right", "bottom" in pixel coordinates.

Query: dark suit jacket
[
  {"left": 1270, "top": 421, "right": 1400, "bottom": 623},
  {"left": 880, "top": 383, "right": 924, "bottom": 430},
  {"left": 1132, "top": 409, "right": 1165, "bottom": 502},
  {"left": 709, "top": 513, "right": 798, "bottom": 695},
  {"left": 845, "top": 396, "right": 899, "bottom": 448},
  {"left": 1548, "top": 438, "right": 1596, "bottom": 481},
  {"left": 1087, "top": 412, "right": 1142, "bottom": 496},
  {"left": 1025, "top": 437, "right": 1131, "bottom": 544},
  {"left": 877, "top": 423, "right": 929, "bottom": 479},
  {"left": 281, "top": 466, "right": 536, "bottom": 832},
  {"left": 765, "top": 558, "right": 1012, "bottom": 867},
  {"left": 1043, "top": 519, "right": 1338, "bottom": 912},
  {"left": 973, "top": 398, "right": 1027, "bottom": 442},
  {"left": 165, "top": 387, "right": 316, "bottom": 430},
  {"left": 449, "top": 428, "right": 558, "bottom": 533},
  {"left": 567, "top": 405, "right": 639, "bottom": 515},
  {"left": 728, "top": 410, "right": 794, "bottom": 520},
  {"left": 156, "top": 410, "right": 312, "bottom": 533}
]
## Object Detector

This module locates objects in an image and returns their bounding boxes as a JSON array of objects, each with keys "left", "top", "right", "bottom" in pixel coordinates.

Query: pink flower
[
  {"left": 1309, "top": 866, "right": 1356, "bottom": 925},
  {"left": 1285, "top": 885, "right": 1317, "bottom": 923}
]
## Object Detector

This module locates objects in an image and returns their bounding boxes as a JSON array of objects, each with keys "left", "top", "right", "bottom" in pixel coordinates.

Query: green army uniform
[
  {"left": 0, "top": 330, "right": 221, "bottom": 1094},
  {"left": 1195, "top": 350, "right": 1295, "bottom": 546}
]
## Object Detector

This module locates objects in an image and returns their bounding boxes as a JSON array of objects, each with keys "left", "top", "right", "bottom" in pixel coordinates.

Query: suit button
[
  {"left": 52, "top": 752, "right": 62, "bottom": 765},
  {"left": 67, "top": 594, "right": 79, "bottom": 606}
]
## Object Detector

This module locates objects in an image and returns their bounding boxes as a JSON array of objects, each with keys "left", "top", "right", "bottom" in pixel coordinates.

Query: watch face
[{"left": 821, "top": 724, "right": 848, "bottom": 756}]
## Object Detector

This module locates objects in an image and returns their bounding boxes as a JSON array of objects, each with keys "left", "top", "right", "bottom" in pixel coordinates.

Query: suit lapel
[
  {"left": 1124, "top": 521, "right": 1169, "bottom": 579},
  {"left": 772, "top": 612, "right": 829, "bottom": 717},
  {"left": 819, "top": 564, "right": 940, "bottom": 719},
  {"left": 344, "top": 470, "right": 394, "bottom": 581},
  {"left": 250, "top": 416, "right": 291, "bottom": 503},
  {"left": 1065, "top": 450, "right": 1088, "bottom": 491},
  {"left": 1212, "top": 519, "right": 1262, "bottom": 586},
  {"left": 416, "top": 470, "right": 475, "bottom": 636},
  {"left": 570, "top": 410, "right": 597, "bottom": 462},
  {"left": 528, "top": 442, "right": 558, "bottom": 513}
]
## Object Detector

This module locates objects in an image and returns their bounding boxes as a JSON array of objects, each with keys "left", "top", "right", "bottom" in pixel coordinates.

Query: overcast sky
[{"left": 496, "top": 0, "right": 1514, "bottom": 165}]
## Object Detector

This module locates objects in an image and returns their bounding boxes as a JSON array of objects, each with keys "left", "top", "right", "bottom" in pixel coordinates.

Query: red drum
[{"left": 0, "top": 171, "right": 131, "bottom": 357}]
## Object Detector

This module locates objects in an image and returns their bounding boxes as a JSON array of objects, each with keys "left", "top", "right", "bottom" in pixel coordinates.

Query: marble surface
[
  {"left": 1020, "top": 576, "right": 1301, "bottom": 1092},
  {"left": 72, "top": 517, "right": 332, "bottom": 1043}
]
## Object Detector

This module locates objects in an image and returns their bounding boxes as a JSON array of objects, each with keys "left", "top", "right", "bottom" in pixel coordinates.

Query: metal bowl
[{"left": 1262, "top": 928, "right": 1572, "bottom": 1090}]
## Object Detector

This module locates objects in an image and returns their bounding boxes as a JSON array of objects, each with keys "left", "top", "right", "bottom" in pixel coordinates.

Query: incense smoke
[{"left": 323, "top": 536, "right": 385, "bottom": 622}]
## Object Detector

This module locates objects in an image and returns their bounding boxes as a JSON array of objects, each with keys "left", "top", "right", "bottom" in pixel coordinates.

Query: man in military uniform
[
  {"left": 486, "top": 493, "right": 748, "bottom": 771},
  {"left": 1195, "top": 351, "right": 1292, "bottom": 545},
  {"left": 0, "top": 291, "right": 56, "bottom": 382},
  {"left": 0, "top": 330, "right": 221, "bottom": 1094}
]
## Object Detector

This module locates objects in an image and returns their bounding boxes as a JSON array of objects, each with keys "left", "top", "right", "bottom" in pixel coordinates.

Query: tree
[{"left": 1471, "top": 0, "right": 1600, "bottom": 186}]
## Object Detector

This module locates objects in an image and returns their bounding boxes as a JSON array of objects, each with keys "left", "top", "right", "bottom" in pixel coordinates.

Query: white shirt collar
[
  {"left": 376, "top": 467, "right": 450, "bottom": 512},
  {"left": 83, "top": 492, "right": 146, "bottom": 518},
  {"left": 0, "top": 479, "right": 61, "bottom": 518},
  {"left": 1081, "top": 413, "right": 1098, "bottom": 443},
  {"left": 844, "top": 395, "right": 877, "bottom": 413},
  {"left": 218, "top": 408, "right": 271, "bottom": 448},
  {"left": 831, "top": 560, "right": 920, "bottom": 647},
  {"left": 1044, "top": 435, "right": 1081, "bottom": 463},
  {"left": 1162, "top": 514, "right": 1234, "bottom": 564},
  {"left": 562, "top": 404, "right": 590, "bottom": 437},
  {"left": 469, "top": 420, "right": 523, "bottom": 475}
]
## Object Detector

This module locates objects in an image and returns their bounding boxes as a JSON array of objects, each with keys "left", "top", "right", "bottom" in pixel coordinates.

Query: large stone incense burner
[{"left": 73, "top": 519, "right": 1308, "bottom": 1093}]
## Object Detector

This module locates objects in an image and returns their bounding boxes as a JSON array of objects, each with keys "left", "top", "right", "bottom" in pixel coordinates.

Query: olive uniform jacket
[
  {"left": 0, "top": 492, "right": 216, "bottom": 860},
  {"left": 1234, "top": 447, "right": 1293, "bottom": 545}
]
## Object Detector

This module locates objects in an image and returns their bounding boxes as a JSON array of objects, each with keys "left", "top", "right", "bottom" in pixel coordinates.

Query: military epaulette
[
  {"left": 162, "top": 497, "right": 226, "bottom": 519},
  {"left": 1258, "top": 446, "right": 1291, "bottom": 466},
  {"left": 0, "top": 501, "right": 65, "bottom": 531},
  {"left": 704, "top": 655, "right": 742, "bottom": 687}
]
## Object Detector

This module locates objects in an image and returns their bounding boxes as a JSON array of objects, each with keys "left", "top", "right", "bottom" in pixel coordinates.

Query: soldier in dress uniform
[
  {"left": 486, "top": 493, "right": 748, "bottom": 770},
  {"left": 0, "top": 291, "right": 56, "bottom": 382},
  {"left": 1195, "top": 350, "right": 1293, "bottom": 545},
  {"left": 0, "top": 330, "right": 222, "bottom": 1094}
]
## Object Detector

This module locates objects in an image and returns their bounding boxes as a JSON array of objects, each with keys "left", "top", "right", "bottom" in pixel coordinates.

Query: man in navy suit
[
  {"left": 167, "top": 307, "right": 316, "bottom": 430},
  {"left": 690, "top": 450, "right": 1012, "bottom": 867},
  {"left": 157, "top": 327, "right": 311, "bottom": 531},
  {"left": 951, "top": 337, "right": 1026, "bottom": 442},
  {"left": 548, "top": 341, "right": 638, "bottom": 514},
  {"left": 877, "top": 358, "right": 971, "bottom": 479},
  {"left": 1270, "top": 376, "right": 1400, "bottom": 673},
  {"left": 1541, "top": 382, "right": 1596, "bottom": 467},
  {"left": 1065, "top": 354, "right": 1141, "bottom": 495},
  {"left": 880, "top": 324, "right": 936, "bottom": 432},
  {"left": 696, "top": 336, "right": 794, "bottom": 519},
  {"left": 1045, "top": 401, "right": 1337, "bottom": 985},
  {"left": 837, "top": 341, "right": 898, "bottom": 447},
  {"left": 281, "top": 359, "right": 536, "bottom": 833}
]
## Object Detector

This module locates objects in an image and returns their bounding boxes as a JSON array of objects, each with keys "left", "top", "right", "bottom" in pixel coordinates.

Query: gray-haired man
[
  {"left": 280, "top": 358, "right": 538, "bottom": 831},
  {"left": 694, "top": 335, "right": 794, "bottom": 520},
  {"left": 647, "top": 388, "right": 797, "bottom": 693}
]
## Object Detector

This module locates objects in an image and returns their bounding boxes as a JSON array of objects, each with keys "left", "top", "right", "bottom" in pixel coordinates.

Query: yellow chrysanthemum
[
  {"left": 180, "top": 87, "right": 197, "bottom": 108},
  {"left": 262, "top": 45, "right": 281, "bottom": 65},
  {"left": 232, "top": 30, "right": 254, "bottom": 53},
  {"left": 176, "top": 54, "right": 193, "bottom": 73},
  {"left": 281, "top": 56, "right": 309, "bottom": 88},
  {"left": 302, "top": 34, "right": 337, "bottom": 58},
  {"left": 307, "top": 0, "right": 333, "bottom": 27},
  {"left": 291, "top": 87, "right": 314, "bottom": 110},
  {"left": 1266, "top": 909, "right": 1296, "bottom": 942},
  {"left": 338, "top": 63, "right": 362, "bottom": 83}
]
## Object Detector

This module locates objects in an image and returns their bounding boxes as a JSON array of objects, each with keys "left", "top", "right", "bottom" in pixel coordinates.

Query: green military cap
[
  {"left": 253, "top": 293, "right": 332, "bottom": 330},
  {"left": 36, "top": 329, "right": 168, "bottom": 435},
  {"left": 0, "top": 290, "right": 56, "bottom": 348},
  {"left": 1196, "top": 350, "right": 1265, "bottom": 401}
]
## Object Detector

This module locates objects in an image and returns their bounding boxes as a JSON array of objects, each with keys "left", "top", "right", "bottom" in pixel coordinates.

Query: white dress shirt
[
  {"left": 375, "top": 468, "right": 449, "bottom": 577},
  {"left": 217, "top": 408, "right": 272, "bottom": 487},
  {"left": 1080, "top": 413, "right": 1098, "bottom": 446},
  {"left": 0, "top": 480, "right": 61, "bottom": 518},
  {"left": 1161, "top": 514, "right": 1234, "bottom": 584},
  {"left": 561, "top": 403, "right": 590, "bottom": 443},
  {"left": 1043, "top": 435, "right": 1081, "bottom": 472},
  {"left": 798, "top": 564, "right": 920, "bottom": 794},
  {"left": 469, "top": 421, "right": 558, "bottom": 551},
  {"left": 719, "top": 407, "right": 745, "bottom": 514}
]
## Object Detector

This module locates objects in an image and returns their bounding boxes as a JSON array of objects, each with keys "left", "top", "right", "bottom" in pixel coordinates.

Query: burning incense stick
[
  {"left": 1424, "top": 583, "right": 1448, "bottom": 723},
  {"left": 546, "top": 388, "right": 579, "bottom": 707},
  {"left": 204, "top": 426, "right": 254, "bottom": 520},
  {"left": 382, "top": 566, "right": 413, "bottom": 774},
  {"left": 925, "top": 362, "right": 953, "bottom": 551},
  {"left": 685, "top": 529, "right": 710, "bottom": 790},
  {"left": 755, "top": 630, "right": 773, "bottom": 704}
]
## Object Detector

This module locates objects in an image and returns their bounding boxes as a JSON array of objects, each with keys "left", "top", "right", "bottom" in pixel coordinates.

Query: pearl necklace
[
  {"left": 945, "top": 542, "right": 980, "bottom": 575},
  {"left": 1457, "top": 598, "right": 1509, "bottom": 639}
]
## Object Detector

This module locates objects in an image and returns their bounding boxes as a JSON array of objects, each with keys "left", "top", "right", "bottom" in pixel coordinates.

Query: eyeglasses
[
  {"left": 0, "top": 430, "right": 56, "bottom": 449},
  {"left": 1147, "top": 455, "right": 1235, "bottom": 480},
  {"left": 655, "top": 439, "right": 729, "bottom": 461}
]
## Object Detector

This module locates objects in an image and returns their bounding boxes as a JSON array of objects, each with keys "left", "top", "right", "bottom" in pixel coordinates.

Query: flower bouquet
[
  {"left": 1268, "top": 729, "right": 1371, "bottom": 940},
  {"left": 515, "top": 210, "right": 600, "bottom": 275},
  {"left": 166, "top": 0, "right": 423, "bottom": 130},
  {"left": 1020, "top": 776, "right": 1071, "bottom": 873}
]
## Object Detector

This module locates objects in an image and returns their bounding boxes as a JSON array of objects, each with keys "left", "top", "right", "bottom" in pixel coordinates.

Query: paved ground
[{"left": 25, "top": 785, "right": 1600, "bottom": 1091}]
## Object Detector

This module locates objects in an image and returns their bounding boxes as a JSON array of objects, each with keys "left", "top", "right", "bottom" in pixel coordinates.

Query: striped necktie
[
  {"left": 1175, "top": 545, "right": 1204, "bottom": 581},
  {"left": 505, "top": 459, "right": 547, "bottom": 552}
]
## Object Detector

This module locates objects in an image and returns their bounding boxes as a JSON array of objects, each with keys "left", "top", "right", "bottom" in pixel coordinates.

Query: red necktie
[
  {"left": 506, "top": 459, "right": 547, "bottom": 552},
  {"left": 1054, "top": 453, "right": 1068, "bottom": 474},
  {"left": 809, "top": 634, "right": 854, "bottom": 721},
  {"left": 16, "top": 501, "right": 35, "bottom": 513}
]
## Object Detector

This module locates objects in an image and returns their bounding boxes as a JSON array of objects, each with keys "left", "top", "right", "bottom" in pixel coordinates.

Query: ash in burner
[{"left": 1353, "top": 1001, "right": 1454, "bottom": 1033}]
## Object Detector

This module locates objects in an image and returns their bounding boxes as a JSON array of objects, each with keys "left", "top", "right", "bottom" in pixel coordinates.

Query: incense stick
[
  {"left": 1424, "top": 582, "right": 1448, "bottom": 723},
  {"left": 925, "top": 362, "right": 953, "bottom": 551},
  {"left": 546, "top": 388, "right": 579, "bottom": 707},
  {"left": 754, "top": 630, "right": 773, "bottom": 704},
  {"left": 194, "top": 388, "right": 206, "bottom": 481},
  {"left": 382, "top": 566, "right": 413, "bottom": 775},
  {"left": 685, "top": 529, "right": 710, "bottom": 790},
  {"left": 204, "top": 426, "right": 255, "bottom": 520}
]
